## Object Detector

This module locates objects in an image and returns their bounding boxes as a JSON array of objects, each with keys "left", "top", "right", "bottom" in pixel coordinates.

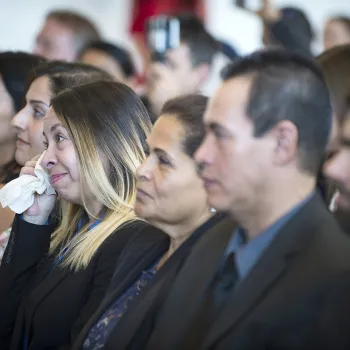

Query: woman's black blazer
[{"left": 0, "top": 215, "right": 165, "bottom": 350}]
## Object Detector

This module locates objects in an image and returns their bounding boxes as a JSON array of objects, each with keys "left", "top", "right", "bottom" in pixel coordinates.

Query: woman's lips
[
  {"left": 136, "top": 188, "right": 153, "bottom": 200},
  {"left": 50, "top": 173, "right": 67, "bottom": 185},
  {"left": 16, "top": 137, "right": 30, "bottom": 147}
]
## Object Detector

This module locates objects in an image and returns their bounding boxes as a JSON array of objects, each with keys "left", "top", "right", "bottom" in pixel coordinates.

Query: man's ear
[{"left": 272, "top": 120, "right": 299, "bottom": 167}]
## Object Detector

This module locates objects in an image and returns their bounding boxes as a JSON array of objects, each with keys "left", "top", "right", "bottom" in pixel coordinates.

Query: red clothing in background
[{"left": 131, "top": 0, "right": 205, "bottom": 34}]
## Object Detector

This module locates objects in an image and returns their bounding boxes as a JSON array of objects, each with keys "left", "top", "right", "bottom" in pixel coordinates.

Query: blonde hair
[{"left": 49, "top": 80, "right": 151, "bottom": 271}]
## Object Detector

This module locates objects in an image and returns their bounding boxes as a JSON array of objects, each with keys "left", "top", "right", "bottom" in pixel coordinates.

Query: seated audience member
[
  {"left": 11, "top": 61, "right": 111, "bottom": 167},
  {"left": 130, "top": 0, "right": 205, "bottom": 68},
  {"left": 79, "top": 41, "right": 137, "bottom": 87},
  {"left": 0, "top": 80, "right": 160, "bottom": 350},
  {"left": 324, "top": 16, "right": 350, "bottom": 50},
  {"left": 33, "top": 10, "right": 100, "bottom": 61},
  {"left": 324, "top": 104, "right": 350, "bottom": 234},
  {"left": 144, "top": 14, "right": 218, "bottom": 118},
  {"left": 71, "top": 95, "right": 233, "bottom": 350},
  {"left": 137, "top": 50, "right": 350, "bottom": 350},
  {"left": 317, "top": 45, "right": 350, "bottom": 214},
  {"left": 0, "top": 62, "right": 112, "bottom": 263},
  {"left": 0, "top": 52, "right": 44, "bottom": 245}
]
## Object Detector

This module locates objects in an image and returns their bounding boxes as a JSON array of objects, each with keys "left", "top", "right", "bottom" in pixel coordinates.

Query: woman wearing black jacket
[
  {"left": 0, "top": 80, "right": 162, "bottom": 350},
  {"left": 71, "top": 95, "right": 234, "bottom": 350}
]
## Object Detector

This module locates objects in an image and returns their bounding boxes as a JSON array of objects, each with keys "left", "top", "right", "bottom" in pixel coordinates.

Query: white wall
[
  {"left": 1, "top": 0, "right": 349, "bottom": 95},
  {"left": 0, "top": 0, "right": 132, "bottom": 51},
  {"left": 1, "top": 0, "right": 349, "bottom": 56}
]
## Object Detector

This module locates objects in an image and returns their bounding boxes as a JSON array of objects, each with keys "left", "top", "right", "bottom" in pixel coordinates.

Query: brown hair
[
  {"left": 160, "top": 94, "right": 208, "bottom": 157},
  {"left": 317, "top": 44, "right": 350, "bottom": 124},
  {"left": 47, "top": 10, "right": 100, "bottom": 54}
]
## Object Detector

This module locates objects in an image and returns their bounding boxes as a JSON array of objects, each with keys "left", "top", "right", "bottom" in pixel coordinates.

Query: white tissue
[{"left": 0, "top": 152, "right": 56, "bottom": 214}]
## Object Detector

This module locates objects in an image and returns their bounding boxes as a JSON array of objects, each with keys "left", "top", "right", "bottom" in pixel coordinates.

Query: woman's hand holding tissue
[{"left": 20, "top": 155, "right": 57, "bottom": 225}]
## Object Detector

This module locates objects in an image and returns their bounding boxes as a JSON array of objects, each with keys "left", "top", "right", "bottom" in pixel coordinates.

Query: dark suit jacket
[
  {"left": 0, "top": 216, "right": 164, "bottom": 350},
  {"left": 72, "top": 213, "right": 232, "bottom": 350},
  {"left": 144, "top": 193, "right": 350, "bottom": 350}
]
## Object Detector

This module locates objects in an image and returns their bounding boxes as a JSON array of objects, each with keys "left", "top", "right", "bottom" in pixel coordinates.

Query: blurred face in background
[
  {"left": 11, "top": 76, "right": 50, "bottom": 165},
  {"left": 34, "top": 18, "right": 77, "bottom": 61},
  {"left": 0, "top": 75, "right": 16, "bottom": 146},
  {"left": 324, "top": 19, "right": 350, "bottom": 50},
  {"left": 147, "top": 44, "right": 208, "bottom": 115},
  {"left": 80, "top": 49, "right": 134, "bottom": 86},
  {"left": 324, "top": 113, "right": 350, "bottom": 211}
]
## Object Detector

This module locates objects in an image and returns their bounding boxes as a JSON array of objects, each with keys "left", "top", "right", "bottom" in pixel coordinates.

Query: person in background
[
  {"left": 317, "top": 45, "right": 350, "bottom": 228},
  {"left": 0, "top": 62, "right": 112, "bottom": 265},
  {"left": 324, "top": 16, "right": 350, "bottom": 50},
  {"left": 130, "top": 0, "right": 205, "bottom": 70},
  {"left": 145, "top": 13, "right": 218, "bottom": 118},
  {"left": 0, "top": 52, "right": 44, "bottom": 184},
  {"left": 11, "top": 61, "right": 111, "bottom": 167},
  {"left": 324, "top": 104, "right": 350, "bottom": 231},
  {"left": 242, "top": 0, "right": 314, "bottom": 56},
  {"left": 79, "top": 41, "right": 137, "bottom": 87},
  {"left": 317, "top": 45, "right": 350, "bottom": 145},
  {"left": 0, "top": 52, "right": 44, "bottom": 256},
  {"left": 72, "top": 95, "right": 232, "bottom": 350},
  {"left": 0, "top": 80, "right": 159, "bottom": 350},
  {"left": 140, "top": 50, "right": 350, "bottom": 350},
  {"left": 33, "top": 10, "right": 100, "bottom": 61}
]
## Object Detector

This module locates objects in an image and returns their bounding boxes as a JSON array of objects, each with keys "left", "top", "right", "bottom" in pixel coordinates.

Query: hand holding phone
[{"left": 146, "top": 15, "right": 180, "bottom": 63}]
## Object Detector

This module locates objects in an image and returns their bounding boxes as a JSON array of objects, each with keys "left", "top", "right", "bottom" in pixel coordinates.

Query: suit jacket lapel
[
  {"left": 72, "top": 236, "right": 168, "bottom": 350},
  {"left": 204, "top": 194, "right": 321, "bottom": 349},
  {"left": 146, "top": 218, "right": 237, "bottom": 350},
  {"left": 108, "top": 215, "right": 233, "bottom": 350}
]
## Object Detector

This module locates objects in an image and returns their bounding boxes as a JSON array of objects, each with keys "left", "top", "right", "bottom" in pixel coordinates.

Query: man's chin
[
  {"left": 335, "top": 193, "right": 350, "bottom": 212},
  {"left": 207, "top": 194, "right": 231, "bottom": 213}
]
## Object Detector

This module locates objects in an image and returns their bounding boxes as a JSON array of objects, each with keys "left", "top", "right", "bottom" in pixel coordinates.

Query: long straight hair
[{"left": 49, "top": 80, "right": 151, "bottom": 271}]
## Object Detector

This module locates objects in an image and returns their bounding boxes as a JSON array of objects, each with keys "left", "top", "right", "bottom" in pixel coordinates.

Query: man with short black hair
[
  {"left": 145, "top": 14, "right": 218, "bottom": 117},
  {"left": 34, "top": 10, "right": 100, "bottom": 62},
  {"left": 142, "top": 50, "right": 350, "bottom": 350}
]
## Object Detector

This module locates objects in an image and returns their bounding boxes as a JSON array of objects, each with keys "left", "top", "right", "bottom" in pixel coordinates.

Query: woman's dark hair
[
  {"left": 79, "top": 41, "right": 136, "bottom": 78},
  {"left": 160, "top": 94, "right": 208, "bottom": 157},
  {"left": 0, "top": 52, "right": 45, "bottom": 112},
  {"left": 317, "top": 44, "right": 350, "bottom": 125},
  {"left": 26, "top": 60, "right": 112, "bottom": 97}
]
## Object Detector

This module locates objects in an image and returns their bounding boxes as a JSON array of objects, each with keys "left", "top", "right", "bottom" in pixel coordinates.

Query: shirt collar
[{"left": 228, "top": 191, "right": 315, "bottom": 279}]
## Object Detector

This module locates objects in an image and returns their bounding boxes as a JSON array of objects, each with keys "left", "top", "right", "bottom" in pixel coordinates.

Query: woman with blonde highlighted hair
[{"left": 0, "top": 80, "right": 166, "bottom": 350}]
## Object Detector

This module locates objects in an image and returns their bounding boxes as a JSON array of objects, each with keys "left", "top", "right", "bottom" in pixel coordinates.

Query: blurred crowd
[{"left": 0, "top": 0, "right": 350, "bottom": 349}]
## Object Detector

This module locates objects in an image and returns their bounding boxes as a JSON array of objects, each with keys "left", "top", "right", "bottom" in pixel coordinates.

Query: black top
[
  {"left": 0, "top": 215, "right": 164, "bottom": 350},
  {"left": 72, "top": 213, "right": 228, "bottom": 350},
  {"left": 143, "top": 193, "right": 350, "bottom": 350}
]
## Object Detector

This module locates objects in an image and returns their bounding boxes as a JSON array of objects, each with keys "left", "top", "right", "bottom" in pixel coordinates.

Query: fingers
[
  {"left": 20, "top": 159, "right": 38, "bottom": 177},
  {"left": 32, "top": 154, "right": 42, "bottom": 162},
  {"left": 20, "top": 166, "right": 36, "bottom": 177}
]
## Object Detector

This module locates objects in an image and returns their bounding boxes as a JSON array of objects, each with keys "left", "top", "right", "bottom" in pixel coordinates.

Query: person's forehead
[
  {"left": 28, "top": 76, "right": 50, "bottom": 97},
  {"left": 148, "top": 115, "right": 184, "bottom": 150},
  {"left": 42, "top": 18, "right": 74, "bottom": 38},
  {"left": 204, "top": 77, "right": 252, "bottom": 124}
]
